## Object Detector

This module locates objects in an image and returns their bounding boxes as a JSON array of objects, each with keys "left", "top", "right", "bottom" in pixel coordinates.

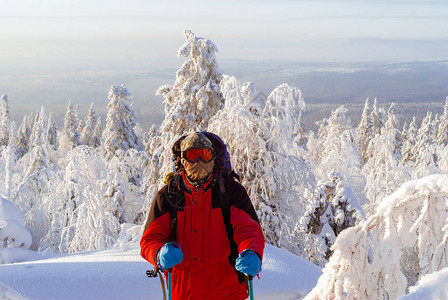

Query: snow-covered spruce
[
  {"left": 154, "top": 30, "right": 225, "bottom": 185},
  {"left": 103, "top": 85, "right": 143, "bottom": 159}
]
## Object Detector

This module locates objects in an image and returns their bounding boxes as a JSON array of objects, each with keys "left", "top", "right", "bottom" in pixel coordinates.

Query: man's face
[{"left": 181, "top": 158, "right": 214, "bottom": 182}]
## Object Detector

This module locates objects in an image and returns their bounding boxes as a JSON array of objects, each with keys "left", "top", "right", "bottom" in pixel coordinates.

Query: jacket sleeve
[
  {"left": 140, "top": 186, "right": 172, "bottom": 267},
  {"left": 229, "top": 180, "right": 265, "bottom": 259}
]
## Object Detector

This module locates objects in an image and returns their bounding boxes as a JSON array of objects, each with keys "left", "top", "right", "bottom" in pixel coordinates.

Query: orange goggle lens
[{"left": 183, "top": 148, "right": 214, "bottom": 163}]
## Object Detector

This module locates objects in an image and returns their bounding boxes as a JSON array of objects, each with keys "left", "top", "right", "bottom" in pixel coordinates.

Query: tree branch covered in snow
[{"left": 305, "top": 174, "right": 448, "bottom": 299}]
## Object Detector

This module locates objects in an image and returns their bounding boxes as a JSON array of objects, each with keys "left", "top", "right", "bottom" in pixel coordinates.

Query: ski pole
[
  {"left": 168, "top": 269, "right": 173, "bottom": 300},
  {"left": 146, "top": 268, "right": 167, "bottom": 300},
  {"left": 247, "top": 275, "right": 254, "bottom": 300}
]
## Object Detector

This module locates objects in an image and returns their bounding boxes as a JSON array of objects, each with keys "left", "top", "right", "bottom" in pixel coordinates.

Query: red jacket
[{"left": 140, "top": 171, "right": 265, "bottom": 300}]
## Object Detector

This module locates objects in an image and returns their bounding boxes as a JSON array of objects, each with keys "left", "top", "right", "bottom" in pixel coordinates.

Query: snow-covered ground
[{"left": 0, "top": 243, "right": 322, "bottom": 300}]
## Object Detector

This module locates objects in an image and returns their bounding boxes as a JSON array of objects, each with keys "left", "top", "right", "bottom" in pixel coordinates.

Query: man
[{"left": 140, "top": 132, "right": 265, "bottom": 299}]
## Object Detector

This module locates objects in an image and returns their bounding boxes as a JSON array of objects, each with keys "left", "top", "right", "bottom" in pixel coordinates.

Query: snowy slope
[{"left": 0, "top": 244, "right": 322, "bottom": 300}]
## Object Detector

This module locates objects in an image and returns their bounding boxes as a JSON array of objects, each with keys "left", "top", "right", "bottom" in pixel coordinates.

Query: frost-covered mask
[
  {"left": 180, "top": 132, "right": 215, "bottom": 183},
  {"left": 181, "top": 158, "right": 214, "bottom": 183}
]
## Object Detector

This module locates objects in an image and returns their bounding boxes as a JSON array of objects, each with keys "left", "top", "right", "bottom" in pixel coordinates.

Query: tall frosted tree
[
  {"left": 93, "top": 116, "right": 103, "bottom": 148},
  {"left": 412, "top": 112, "right": 438, "bottom": 178},
  {"left": 0, "top": 94, "right": 10, "bottom": 147},
  {"left": 384, "top": 103, "right": 402, "bottom": 158},
  {"left": 155, "top": 30, "right": 225, "bottom": 181},
  {"left": 102, "top": 173, "right": 126, "bottom": 224},
  {"left": 46, "top": 112, "right": 58, "bottom": 149},
  {"left": 16, "top": 115, "right": 32, "bottom": 159},
  {"left": 5, "top": 122, "right": 18, "bottom": 200},
  {"left": 58, "top": 156, "right": 85, "bottom": 253},
  {"left": 437, "top": 97, "right": 448, "bottom": 146},
  {"left": 315, "top": 106, "right": 365, "bottom": 204},
  {"left": 81, "top": 103, "right": 98, "bottom": 147},
  {"left": 297, "top": 109, "right": 308, "bottom": 150},
  {"left": 356, "top": 98, "right": 374, "bottom": 163},
  {"left": 31, "top": 107, "right": 46, "bottom": 148},
  {"left": 363, "top": 104, "right": 410, "bottom": 208},
  {"left": 402, "top": 116, "right": 418, "bottom": 164},
  {"left": 261, "top": 83, "right": 306, "bottom": 155},
  {"left": 103, "top": 85, "right": 142, "bottom": 158},
  {"left": 307, "top": 119, "right": 329, "bottom": 165},
  {"left": 371, "top": 98, "right": 384, "bottom": 136},
  {"left": 242, "top": 81, "right": 262, "bottom": 116},
  {"left": 61, "top": 100, "right": 81, "bottom": 150}
]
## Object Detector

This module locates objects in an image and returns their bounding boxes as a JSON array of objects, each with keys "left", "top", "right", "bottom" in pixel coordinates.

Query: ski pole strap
[{"left": 146, "top": 267, "right": 167, "bottom": 300}]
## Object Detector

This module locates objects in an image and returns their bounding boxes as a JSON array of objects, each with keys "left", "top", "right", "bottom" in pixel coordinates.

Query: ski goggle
[{"left": 182, "top": 148, "right": 214, "bottom": 163}]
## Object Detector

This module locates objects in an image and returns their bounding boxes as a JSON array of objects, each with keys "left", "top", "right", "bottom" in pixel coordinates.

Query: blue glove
[
  {"left": 235, "top": 249, "right": 261, "bottom": 276},
  {"left": 157, "top": 242, "right": 184, "bottom": 271}
]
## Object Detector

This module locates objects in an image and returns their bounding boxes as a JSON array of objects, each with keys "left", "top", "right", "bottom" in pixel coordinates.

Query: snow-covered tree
[
  {"left": 144, "top": 124, "right": 157, "bottom": 155},
  {"left": 157, "top": 30, "right": 224, "bottom": 135},
  {"left": 16, "top": 115, "right": 32, "bottom": 159},
  {"left": 102, "top": 174, "right": 126, "bottom": 225},
  {"left": 296, "top": 110, "right": 308, "bottom": 150},
  {"left": 439, "top": 144, "right": 448, "bottom": 174},
  {"left": 362, "top": 107, "right": 410, "bottom": 208},
  {"left": 23, "top": 146, "right": 49, "bottom": 181},
  {"left": 384, "top": 103, "right": 402, "bottom": 158},
  {"left": 30, "top": 107, "right": 46, "bottom": 148},
  {"left": 402, "top": 116, "right": 418, "bottom": 164},
  {"left": 103, "top": 85, "right": 142, "bottom": 159},
  {"left": 92, "top": 116, "right": 103, "bottom": 148},
  {"left": 307, "top": 119, "right": 329, "bottom": 165},
  {"left": 356, "top": 98, "right": 374, "bottom": 163},
  {"left": 12, "top": 145, "right": 61, "bottom": 250},
  {"left": 154, "top": 30, "right": 225, "bottom": 185},
  {"left": 68, "top": 189, "right": 120, "bottom": 252},
  {"left": 0, "top": 94, "right": 10, "bottom": 147},
  {"left": 261, "top": 83, "right": 306, "bottom": 155},
  {"left": 412, "top": 112, "right": 439, "bottom": 178},
  {"left": 46, "top": 112, "right": 58, "bottom": 149},
  {"left": 4, "top": 122, "right": 18, "bottom": 200},
  {"left": 220, "top": 75, "right": 245, "bottom": 107},
  {"left": 437, "top": 96, "right": 448, "bottom": 146},
  {"left": 314, "top": 106, "right": 365, "bottom": 204},
  {"left": 208, "top": 76, "right": 315, "bottom": 257},
  {"left": 371, "top": 97, "right": 384, "bottom": 136},
  {"left": 0, "top": 197, "right": 33, "bottom": 262},
  {"left": 80, "top": 103, "right": 97, "bottom": 147},
  {"left": 107, "top": 147, "right": 150, "bottom": 225},
  {"left": 28, "top": 111, "right": 40, "bottom": 148},
  {"left": 401, "top": 121, "right": 409, "bottom": 142},
  {"left": 305, "top": 174, "right": 448, "bottom": 300},
  {"left": 241, "top": 81, "right": 263, "bottom": 116},
  {"left": 41, "top": 146, "right": 105, "bottom": 253},
  {"left": 302, "top": 172, "right": 365, "bottom": 264},
  {"left": 60, "top": 100, "right": 81, "bottom": 150}
]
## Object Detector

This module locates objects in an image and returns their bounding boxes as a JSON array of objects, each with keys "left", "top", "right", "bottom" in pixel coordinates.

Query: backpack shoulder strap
[
  {"left": 218, "top": 173, "right": 246, "bottom": 283},
  {"left": 165, "top": 173, "right": 184, "bottom": 243}
]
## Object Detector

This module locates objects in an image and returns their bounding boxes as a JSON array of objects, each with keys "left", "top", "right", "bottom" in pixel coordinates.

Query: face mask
[{"left": 181, "top": 158, "right": 214, "bottom": 182}]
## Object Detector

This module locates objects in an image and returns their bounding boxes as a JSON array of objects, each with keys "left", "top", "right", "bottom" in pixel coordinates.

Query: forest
[{"left": 1, "top": 30, "right": 448, "bottom": 298}]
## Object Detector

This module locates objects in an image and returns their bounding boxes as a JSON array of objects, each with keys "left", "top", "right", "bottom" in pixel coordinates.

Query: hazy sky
[{"left": 1, "top": 0, "right": 448, "bottom": 72}]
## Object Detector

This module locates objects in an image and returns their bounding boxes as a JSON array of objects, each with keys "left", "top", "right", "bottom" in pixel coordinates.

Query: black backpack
[{"left": 166, "top": 132, "right": 244, "bottom": 282}]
